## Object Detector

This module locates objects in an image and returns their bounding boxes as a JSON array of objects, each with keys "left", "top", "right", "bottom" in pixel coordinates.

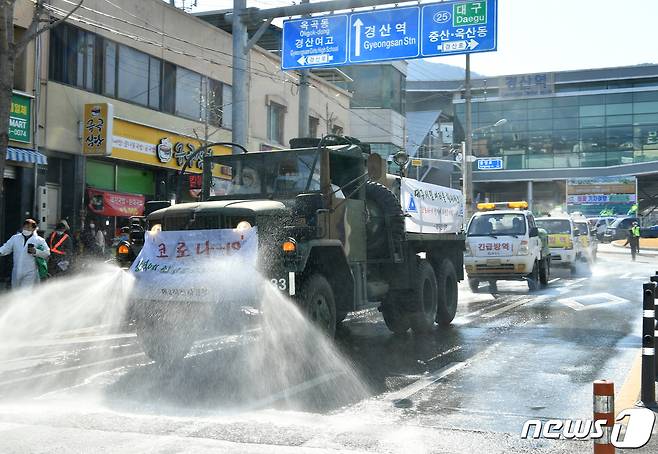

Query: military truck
[{"left": 131, "top": 137, "right": 465, "bottom": 363}]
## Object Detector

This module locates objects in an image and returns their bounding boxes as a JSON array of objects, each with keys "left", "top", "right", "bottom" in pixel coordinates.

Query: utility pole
[
  {"left": 232, "top": 0, "right": 249, "bottom": 151},
  {"left": 464, "top": 53, "right": 473, "bottom": 221},
  {"left": 298, "top": 0, "right": 310, "bottom": 138}
]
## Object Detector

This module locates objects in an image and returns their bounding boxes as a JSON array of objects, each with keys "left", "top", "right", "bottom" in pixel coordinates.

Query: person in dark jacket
[{"left": 47, "top": 221, "right": 74, "bottom": 277}]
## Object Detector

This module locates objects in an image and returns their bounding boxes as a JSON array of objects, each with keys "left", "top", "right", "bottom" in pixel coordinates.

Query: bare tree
[{"left": 0, "top": 0, "right": 83, "bottom": 235}]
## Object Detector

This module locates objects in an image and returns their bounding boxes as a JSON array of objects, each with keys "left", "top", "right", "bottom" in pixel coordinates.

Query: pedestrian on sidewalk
[
  {"left": 47, "top": 221, "right": 73, "bottom": 278},
  {"left": 624, "top": 221, "right": 641, "bottom": 261},
  {"left": 0, "top": 219, "right": 50, "bottom": 288}
]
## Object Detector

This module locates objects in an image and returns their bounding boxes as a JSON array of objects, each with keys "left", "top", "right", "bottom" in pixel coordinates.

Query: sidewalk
[{"left": 598, "top": 242, "right": 658, "bottom": 258}]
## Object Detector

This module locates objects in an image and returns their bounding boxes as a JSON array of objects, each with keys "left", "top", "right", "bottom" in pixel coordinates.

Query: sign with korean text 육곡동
[
  {"left": 400, "top": 177, "right": 463, "bottom": 234},
  {"left": 499, "top": 72, "right": 555, "bottom": 98},
  {"left": 282, "top": 15, "right": 348, "bottom": 70},
  {"left": 9, "top": 93, "right": 31, "bottom": 143},
  {"left": 130, "top": 228, "right": 259, "bottom": 302},
  {"left": 476, "top": 157, "right": 503, "bottom": 170},
  {"left": 83, "top": 103, "right": 114, "bottom": 156},
  {"left": 281, "top": 0, "right": 497, "bottom": 70}
]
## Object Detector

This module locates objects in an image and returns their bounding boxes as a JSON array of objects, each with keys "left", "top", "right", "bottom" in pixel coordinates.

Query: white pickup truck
[{"left": 464, "top": 202, "right": 550, "bottom": 292}]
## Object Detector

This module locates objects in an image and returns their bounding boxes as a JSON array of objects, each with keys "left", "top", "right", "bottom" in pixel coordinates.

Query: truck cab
[
  {"left": 535, "top": 216, "right": 578, "bottom": 274},
  {"left": 464, "top": 201, "right": 550, "bottom": 292}
]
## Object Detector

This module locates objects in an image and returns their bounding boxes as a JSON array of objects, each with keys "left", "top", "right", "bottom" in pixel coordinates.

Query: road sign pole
[
  {"left": 232, "top": 0, "right": 249, "bottom": 151},
  {"left": 298, "top": 0, "right": 310, "bottom": 138},
  {"left": 464, "top": 53, "right": 473, "bottom": 221}
]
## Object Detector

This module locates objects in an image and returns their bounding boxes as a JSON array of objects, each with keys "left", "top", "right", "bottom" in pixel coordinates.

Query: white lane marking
[
  {"left": 557, "top": 293, "right": 630, "bottom": 311},
  {"left": 0, "top": 353, "right": 146, "bottom": 387},
  {"left": 482, "top": 298, "right": 532, "bottom": 318},
  {"left": 452, "top": 300, "right": 511, "bottom": 324},
  {"left": 420, "top": 346, "right": 462, "bottom": 365},
  {"left": 241, "top": 370, "right": 345, "bottom": 411},
  {"left": 620, "top": 272, "right": 633, "bottom": 279},
  {"left": 565, "top": 278, "right": 587, "bottom": 287},
  {"left": 388, "top": 362, "right": 466, "bottom": 402},
  {"left": 548, "top": 278, "right": 561, "bottom": 284},
  {"left": 1, "top": 333, "right": 138, "bottom": 349}
]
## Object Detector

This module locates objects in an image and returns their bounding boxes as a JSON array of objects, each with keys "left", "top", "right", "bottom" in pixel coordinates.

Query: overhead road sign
[
  {"left": 281, "top": 0, "right": 497, "bottom": 70},
  {"left": 282, "top": 15, "right": 348, "bottom": 70}
]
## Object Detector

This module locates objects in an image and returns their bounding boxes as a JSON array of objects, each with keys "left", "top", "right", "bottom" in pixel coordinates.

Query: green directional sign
[
  {"left": 453, "top": 1, "right": 488, "bottom": 26},
  {"left": 9, "top": 93, "right": 31, "bottom": 143}
]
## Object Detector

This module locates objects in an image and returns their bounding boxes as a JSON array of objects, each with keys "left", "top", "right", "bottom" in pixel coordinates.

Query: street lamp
[{"left": 463, "top": 118, "right": 507, "bottom": 222}]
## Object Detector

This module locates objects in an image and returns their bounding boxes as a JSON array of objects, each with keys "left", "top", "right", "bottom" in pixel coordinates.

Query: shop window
[
  {"left": 13, "top": 27, "right": 26, "bottom": 91},
  {"left": 103, "top": 41, "right": 116, "bottom": 97},
  {"left": 268, "top": 102, "right": 285, "bottom": 145},
  {"left": 206, "top": 78, "right": 232, "bottom": 129},
  {"left": 309, "top": 116, "right": 320, "bottom": 138},
  {"left": 175, "top": 67, "right": 203, "bottom": 120},
  {"left": 162, "top": 62, "right": 176, "bottom": 114},
  {"left": 117, "top": 46, "right": 149, "bottom": 106},
  {"left": 222, "top": 84, "right": 233, "bottom": 129},
  {"left": 49, "top": 23, "right": 98, "bottom": 92},
  {"left": 148, "top": 57, "right": 161, "bottom": 110}
]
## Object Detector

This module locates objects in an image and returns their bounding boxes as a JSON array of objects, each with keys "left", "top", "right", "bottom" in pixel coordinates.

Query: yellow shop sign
[{"left": 110, "top": 119, "right": 231, "bottom": 176}]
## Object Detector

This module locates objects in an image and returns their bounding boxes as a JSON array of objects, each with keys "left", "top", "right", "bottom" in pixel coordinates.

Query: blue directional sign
[
  {"left": 477, "top": 157, "right": 503, "bottom": 170},
  {"left": 421, "top": 0, "right": 497, "bottom": 57},
  {"left": 281, "top": 0, "right": 497, "bottom": 70},
  {"left": 281, "top": 15, "right": 348, "bottom": 70},
  {"left": 349, "top": 7, "right": 419, "bottom": 64}
]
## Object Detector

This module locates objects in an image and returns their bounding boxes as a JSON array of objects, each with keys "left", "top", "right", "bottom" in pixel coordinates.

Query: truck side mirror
[{"left": 529, "top": 227, "right": 539, "bottom": 237}]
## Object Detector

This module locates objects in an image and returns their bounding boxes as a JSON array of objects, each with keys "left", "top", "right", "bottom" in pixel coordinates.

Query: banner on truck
[
  {"left": 400, "top": 177, "right": 463, "bottom": 234},
  {"left": 130, "top": 228, "right": 258, "bottom": 302},
  {"left": 566, "top": 176, "right": 637, "bottom": 216}
]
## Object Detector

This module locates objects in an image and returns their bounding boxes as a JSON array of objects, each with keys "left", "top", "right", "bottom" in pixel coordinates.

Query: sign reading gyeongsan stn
[
  {"left": 477, "top": 157, "right": 503, "bottom": 170},
  {"left": 281, "top": 0, "right": 497, "bottom": 70}
]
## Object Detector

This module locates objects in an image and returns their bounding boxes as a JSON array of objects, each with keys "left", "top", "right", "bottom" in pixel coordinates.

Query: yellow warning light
[
  {"left": 476, "top": 203, "right": 496, "bottom": 211},
  {"left": 507, "top": 201, "right": 529, "bottom": 209}
]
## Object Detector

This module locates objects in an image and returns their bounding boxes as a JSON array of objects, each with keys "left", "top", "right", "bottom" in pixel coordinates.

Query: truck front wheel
[
  {"left": 297, "top": 274, "right": 337, "bottom": 338},
  {"left": 409, "top": 260, "right": 438, "bottom": 334},
  {"left": 436, "top": 260, "right": 458, "bottom": 326},
  {"left": 381, "top": 292, "right": 411, "bottom": 334}
]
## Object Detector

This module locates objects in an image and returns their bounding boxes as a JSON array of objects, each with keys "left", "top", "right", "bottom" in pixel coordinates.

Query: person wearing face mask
[
  {"left": 47, "top": 221, "right": 73, "bottom": 277},
  {"left": 82, "top": 219, "right": 105, "bottom": 257},
  {"left": 0, "top": 219, "right": 50, "bottom": 288}
]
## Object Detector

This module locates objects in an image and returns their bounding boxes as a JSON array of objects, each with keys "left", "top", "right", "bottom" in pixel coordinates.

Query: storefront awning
[{"left": 6, "top": 147, "right": 47, "bottom": 165}]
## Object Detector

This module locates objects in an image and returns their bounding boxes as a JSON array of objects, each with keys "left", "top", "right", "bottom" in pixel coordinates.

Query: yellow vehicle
[
  {"left": 535, "top": 216, "right": 578, "bottom": 275},
  {"left": 573, "top": 219, "right": 598, "bottom": 262}
]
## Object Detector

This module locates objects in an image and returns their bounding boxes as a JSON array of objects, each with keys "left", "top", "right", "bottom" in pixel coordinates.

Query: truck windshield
[
  {"left": 574, "top": 222, "right": 589, "bottom": 236},
  {"left": 467, "top": 213, "right": 526, "bottom": 236},
  {"left": 211, "top": 150, "right": 321, "bottom": 198},
  {"left": 536, "top": 219, "right": 571, "bottom": 235}
]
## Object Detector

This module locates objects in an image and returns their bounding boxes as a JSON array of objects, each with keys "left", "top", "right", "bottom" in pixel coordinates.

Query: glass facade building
[{"left": 453, "top": 80, "right": 658, "bottom": 170}]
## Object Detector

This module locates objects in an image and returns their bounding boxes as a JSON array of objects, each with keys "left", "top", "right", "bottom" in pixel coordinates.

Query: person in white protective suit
[{"left": 0, "top": 219, "right": 50, "bottom": 288}]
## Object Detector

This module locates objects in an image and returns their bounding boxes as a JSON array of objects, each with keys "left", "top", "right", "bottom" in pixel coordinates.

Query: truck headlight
[
  {"left": 236, "top": 220, "right": 252, "bottom": 231},
  {"left": 464, "top": 244, "right": 472, "bottom": 257},
  {"left": 518, "top": 240, "right": 529, "bottom": 255}
]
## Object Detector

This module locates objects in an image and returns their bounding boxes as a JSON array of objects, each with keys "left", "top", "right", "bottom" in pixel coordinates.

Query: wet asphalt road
[{"left": 0, "top": 250, "right": 656, "bottom": 453}]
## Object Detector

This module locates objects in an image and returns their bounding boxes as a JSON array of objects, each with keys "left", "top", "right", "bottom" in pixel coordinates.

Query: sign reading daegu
[
  {"left": 9, "top": 93, "right": 31, "bottom": 143},
  {"left": 130, "top": 228, "right": 259, "bottom": 302},
  {"left": 83, "top": 103, "right": 114, "bottom": 155},
  {"left": 401, "top": 177, "right": 463, "bottom": 234},
  {"left": 281, "top": 0, "right": 497, "bottom": 69}
]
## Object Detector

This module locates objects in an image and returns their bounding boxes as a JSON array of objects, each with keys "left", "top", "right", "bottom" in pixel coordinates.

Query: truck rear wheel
[
  {"left": 409, "top": 259, "right": 438, "bottom": 334},
  {"left": 436, "top": 259, "right": 458, "bottom": 326},
  {"left": 381, "top": 292, "right": 411, "bottom": 334},
  {"left": 297, "top": 274, "right": 337, "bottom": 338}
]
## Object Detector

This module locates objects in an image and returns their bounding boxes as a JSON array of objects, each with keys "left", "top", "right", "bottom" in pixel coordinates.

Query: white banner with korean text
[
  {"left": 130, "top": 228, "right": 258, "bottom": 302},
  {"left": 400, "top": 177, "right": 463, "bottom": 234}
]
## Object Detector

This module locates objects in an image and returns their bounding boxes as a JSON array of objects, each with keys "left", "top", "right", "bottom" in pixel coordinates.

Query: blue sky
[{"left": 186, "top": 0, "right": 658, "bottom": 76}]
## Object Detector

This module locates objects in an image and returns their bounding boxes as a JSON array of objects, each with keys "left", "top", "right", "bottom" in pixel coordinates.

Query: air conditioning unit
[{"left": 37, "top": 185, "right": 48, "bottom": 227}]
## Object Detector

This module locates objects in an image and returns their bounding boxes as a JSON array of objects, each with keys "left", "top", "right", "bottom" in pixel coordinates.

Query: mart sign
[{"left": 9, "top": 93, "right": 31, "bottom": 143}]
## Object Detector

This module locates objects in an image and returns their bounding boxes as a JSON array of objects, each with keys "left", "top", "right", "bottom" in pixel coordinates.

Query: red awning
[{"left": 87, "top": 188, "right": 145, "bottom": 217}]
